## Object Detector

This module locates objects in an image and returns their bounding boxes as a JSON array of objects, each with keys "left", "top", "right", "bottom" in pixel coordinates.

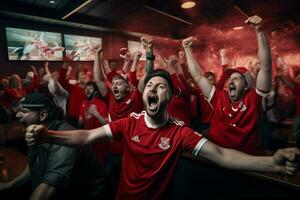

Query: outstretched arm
[
  {"left": 183, "top": 37, "right": 213, "bottom": 98},
  {"left": 25, "top": 124, "right": 109, "bottom": 147},
  {"left": 93, "top": 47, "right": 109, "bottom": 96},
  {"left": 200, "top": 140, "right": 300, "bottom": 175},
  {"left": 247, "top": 16, "right": 272, "bottom": 92}
]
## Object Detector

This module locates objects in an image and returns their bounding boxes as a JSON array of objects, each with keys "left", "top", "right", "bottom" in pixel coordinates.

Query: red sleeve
[
  {"left": 129, "top": 71, "right": 139, "bottom": 87},
  {"left": 23, "top": 74, "right": 39, "bottom": 93},
  {"left": 181, "top": 127, "right": 205, "bottom": 155},
  {"left": 58, "top": 68, "right": 72, "bottom": 92},
  {"left": 106, "top": 118, "right": 131, "bottom": 141},
  {"left": 216, "top": 64, "right": 229, "bottom": 89},
  {"left": 171, "top": 74, "right": 190, "bottom": 96}
]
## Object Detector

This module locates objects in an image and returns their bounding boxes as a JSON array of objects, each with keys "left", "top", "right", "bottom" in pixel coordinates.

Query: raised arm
[
  {"left": 200, "top": 140, "right": 300, "bottom": 175},
  {"left": 246, "top": 15, "right": 272, "bottom": 92},
  {"left": 138, "top": 36, "right": 154, "bottom": 92},
  {"left": 182, "top": 37, "right": 213, "bottom": 98},
  {"left": 93, "top": 47, "right": 109, "bottom": 96},
  {"left": 120, "top": 48, "right": 131, "bottom": 73},
  {"left": 25, "top": 124, "right": 109, "bottom": 147},
  {"left": 129, "top": 51, "right": 142, "bottom": 87}
]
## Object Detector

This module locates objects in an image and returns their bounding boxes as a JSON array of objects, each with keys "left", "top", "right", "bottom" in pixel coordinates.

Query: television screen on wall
[
  {"left": 64, "top": 34, "right": 102, "bottom": 61},
  {"left": 5, "top": 27, "right": 64, "bottom": 61},
  {"left": 127, "top": 40, "right": 146, "bottom": 61}
]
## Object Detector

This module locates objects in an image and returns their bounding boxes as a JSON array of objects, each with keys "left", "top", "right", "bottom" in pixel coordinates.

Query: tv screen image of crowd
[
  {"left": 6, "top": 27, "right": 64, "bottom": 61},
  {"left": 64, "top": 34, "right": 102, "bottom": 61}
]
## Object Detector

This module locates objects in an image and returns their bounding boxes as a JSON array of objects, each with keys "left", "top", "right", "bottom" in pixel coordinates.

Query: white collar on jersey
[{"left": 144, "top": 112, "right": 169, "bottom": 129}]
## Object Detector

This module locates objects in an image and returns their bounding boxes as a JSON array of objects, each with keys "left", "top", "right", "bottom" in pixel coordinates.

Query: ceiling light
[
  {"left": 49, "top": 0, "right": 56, "bottom": 4},
  {"left": 181, "top": 1, "right": 196, "bottom": 9},
  {"left": 233, "top": 26, "right": 244, "bottom": 30}
]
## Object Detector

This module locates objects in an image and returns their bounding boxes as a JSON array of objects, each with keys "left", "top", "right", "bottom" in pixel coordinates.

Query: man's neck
[{"left": 146, "top": 112, "right": 169, "bottom": 127}]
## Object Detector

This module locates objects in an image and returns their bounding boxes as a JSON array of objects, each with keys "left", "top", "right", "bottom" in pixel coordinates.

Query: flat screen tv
[
  {"left": 127, "top": 40, "right": 146, "bottom": 61},
  {"left": 64, "top": 34, "right": 102, "bottom": 61},
  {"left": 6, "top": 27, "right": 64, "bottom": 61}
]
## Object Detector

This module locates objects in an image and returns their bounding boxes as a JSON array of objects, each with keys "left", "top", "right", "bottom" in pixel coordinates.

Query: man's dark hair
[
  {"left": 144, "top": 69, "right": 174, "bottom": 96},
  {"left": 204, "top": 71, "right": 216, "bottom": 79},
  {"left": 85, "top": 81, "right": 104, "bottom": 99}
]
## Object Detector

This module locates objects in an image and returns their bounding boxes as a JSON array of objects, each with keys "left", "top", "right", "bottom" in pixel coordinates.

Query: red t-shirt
[
  {"left": 106, "top": 89, "right": 143, "bottom": 154},
  {"left": 167, "top": 74, "right": 191, "bottom": 124},
  {"left": 58, "top": 68, "right": 85, "bottom": 119},
  {"left": 193, "top": 88, "right": 215, "bottom": 124},
  {"left": 103, "top": 111, "right": 206, "bottom": 200},
  {"left": 208, "top": 86, "right": 267, "bottom": 155},
  {"left": 80, "top": 97, "right": 108, "bottom": 129},
  {"left": 80, "top": 97, "right": 109, "bottom": 164},
  {"left": 293, "top": 81, "right": 300, "bottom": 116}
]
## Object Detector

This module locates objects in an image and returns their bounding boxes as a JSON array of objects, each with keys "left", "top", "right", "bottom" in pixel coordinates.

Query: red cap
[
  {"left": 218, "top": 66, "right": 254, "bottom": 89},
  {"left": 107, "top": 70, "right": 128, "bottom": 83}
]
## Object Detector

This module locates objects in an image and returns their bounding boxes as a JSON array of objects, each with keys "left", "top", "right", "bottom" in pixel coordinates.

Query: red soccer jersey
[
  {"left": 80, "top": 97, "right": 109, "bottom": 164},
  {"left": 105, "top": 89, "right": 143, "bottom": 154},
  {"left": 80, "top": 97, "right": 108, "bottom": 129},
  {"left": 293, "top": 81, "right": 300, "bottom": 116},
  {"left": 193, "top": 88, "right": 215, "bottom": 124},
  {"left": 208, "top": 86, "right": 267, "bottom": 155},
  {"left": 167, "top": 74, "right": 191, "bottom": 124},
  {"left": 103, "top": 111, "right": 207, "bottom": 200}
]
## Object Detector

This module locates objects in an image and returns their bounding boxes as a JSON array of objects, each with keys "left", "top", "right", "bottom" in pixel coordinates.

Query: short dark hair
[
  {"left": 204, "top": 71, "right": 216, "bottom": 79},
  {"left": 85, "top": 81, "right": 100, "bottom": 94},
  {"left": 144, "top": 69, "right": 174, "bottom": 96}
]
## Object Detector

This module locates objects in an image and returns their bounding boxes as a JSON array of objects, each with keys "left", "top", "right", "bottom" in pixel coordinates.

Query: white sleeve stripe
[
  {"left": 103, "top": 124, "right": 113, "bottom": 142},
  {"left": 255, "top": 88, "right": 269, "bottom": 97},
  {"left": 192, "top": 138, "right": 208, "bottom": 156},
  {"left": 206, "top": 86, "right": 216, "bottom": 102}
]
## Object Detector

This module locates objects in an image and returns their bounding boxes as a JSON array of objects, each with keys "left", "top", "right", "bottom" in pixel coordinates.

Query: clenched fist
[
  {"left": 182, "top": 37, "right": 195, "bottom": 48},
  {"left": 25, "top": 124, "right": 48, "bottom": 146},
  {"left": 245, "top": 15, "right": 263, "bottom": 32}
]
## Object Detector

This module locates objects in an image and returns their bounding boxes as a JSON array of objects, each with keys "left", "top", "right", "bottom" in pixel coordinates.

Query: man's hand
[
  {"left": 245, "top": 15, "right": 263, "bottom": 32},
  {"left": 87, "top": 104, "right": 98, "bottom": 117},
  {"left": 182, "top": 37, "right": 195, "bottom": 49},
  {"left": 119, "top": 48, "right": 130, "bottom": 61},
  {"left": 141, "top": 36, "right": 153, "bottom": 49},
  {"left": 25, "top": 125, "right": 48, "bottom": 146},
  {"left": 272, "top": 148, "right": 300, "bottom": 175},
  {"left": 220, "top": 49, "right": 227, "bottom": 57},
  {"left": 133, "top": 51, "right": 142, "bottom": 61},
  {"left": 178, "top": 51, "right": 185, "bottom": 64}
]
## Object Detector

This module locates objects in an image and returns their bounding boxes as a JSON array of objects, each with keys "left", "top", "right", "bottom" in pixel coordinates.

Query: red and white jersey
[
  {"left": 103, "top": 111, "right": 207, "bottom": 200},
  {"left": 207, "top": 86, "right": 267, "bottom": 155},
  {"left": 105, "top": 89, "right": 143, "bottom": 154}
]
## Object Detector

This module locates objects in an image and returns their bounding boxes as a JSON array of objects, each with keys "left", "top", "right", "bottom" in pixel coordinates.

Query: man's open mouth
[
  {"left": 113, "top": 89, "right": 120, "bottom": 97},
  {"left": 148, "top": 95, "right": 159, "bottom": 111}
]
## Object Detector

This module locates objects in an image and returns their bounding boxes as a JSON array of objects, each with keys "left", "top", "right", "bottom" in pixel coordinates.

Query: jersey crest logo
[
  {"left": 158, "top": 137, "right": 170, "bottom": 150},
  {"left": 131, "top": 135, "right": 140, "bottom": 142},
  {"left": 126, "top": 99, "right": 132, "bottom": 104}
]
